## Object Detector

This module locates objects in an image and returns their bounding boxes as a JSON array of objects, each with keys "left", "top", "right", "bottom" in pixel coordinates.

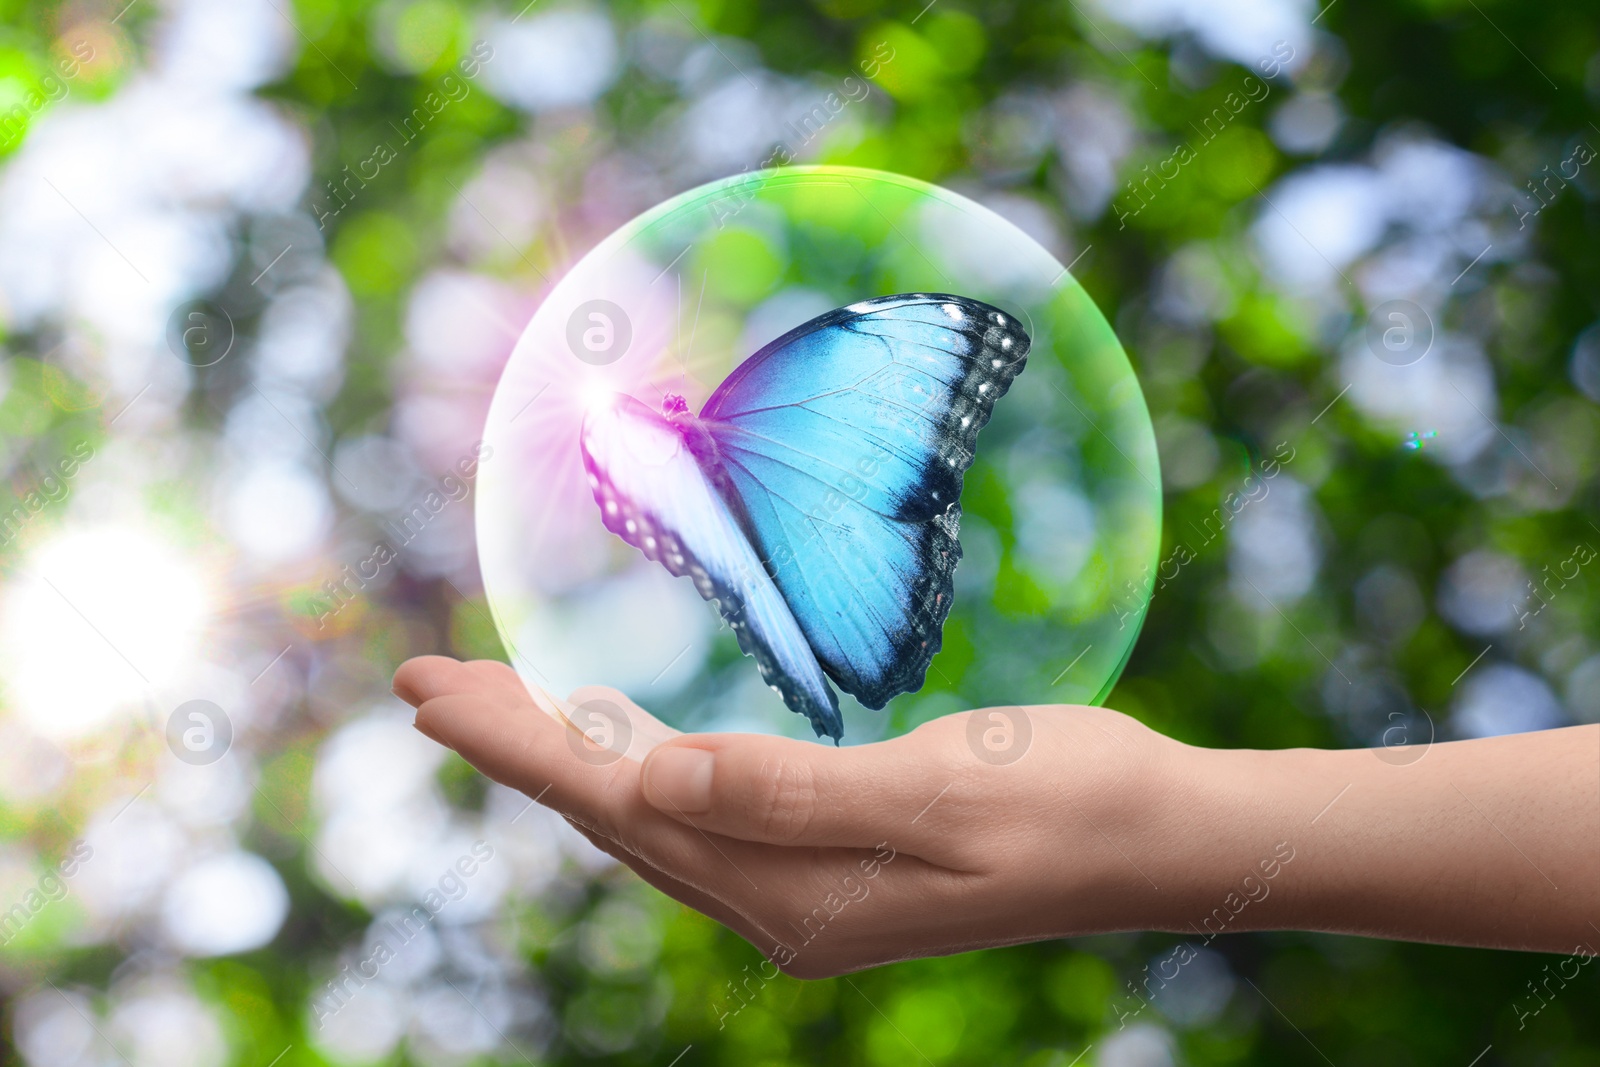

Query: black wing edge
[
  {"left": 704, "top": 293, "right": 1030, "bottom": 431},
  {"left": 847, "top": 508, "right": 962, "bottom": 710},
  {"left": 861, "top": 294, "right": 1031, "bottom": 523},
  {"left": 842, "top": 296, "right": 1031, "bottom": 709},
  {"left": 578, "top": 426, "right": 844, "bottom": 742}
]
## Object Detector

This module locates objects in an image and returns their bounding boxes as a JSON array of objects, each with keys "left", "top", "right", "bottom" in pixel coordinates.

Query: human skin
[{"left": 393, "top": 655, "right": 1600, "bottom": 979}]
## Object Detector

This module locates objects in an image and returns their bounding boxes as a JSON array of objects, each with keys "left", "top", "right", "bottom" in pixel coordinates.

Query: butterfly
[{"left": 579, "top": 293, "right": 1030, "bottom": 742}]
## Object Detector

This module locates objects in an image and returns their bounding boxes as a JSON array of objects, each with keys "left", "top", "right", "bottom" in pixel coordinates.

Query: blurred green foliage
[{"left": 3, "top": 0, "right": 1600, "bottom": 1063}]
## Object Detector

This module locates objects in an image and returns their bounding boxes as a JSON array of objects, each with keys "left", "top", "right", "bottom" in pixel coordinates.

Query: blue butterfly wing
[
  {"left": 700, "top": 293, "right": 1030, "bottom": 708},
  {"left": 579, "top": 394, "right": 843, "bottom": 741}
]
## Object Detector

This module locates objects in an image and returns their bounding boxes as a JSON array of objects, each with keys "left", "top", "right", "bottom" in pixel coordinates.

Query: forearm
[
  {"left": 398, "top": 657, "right": 1600, "bottom": 975},
  {"left": 1135, "top": 725, "right": 1600, "bottom": 952}
]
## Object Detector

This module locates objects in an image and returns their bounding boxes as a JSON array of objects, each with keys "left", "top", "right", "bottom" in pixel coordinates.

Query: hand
[
  {"left": 391, "top": 655, "right": 1193, "bottom": 978},
  {"left": 393, "top": 655, "right": 1600, "bottom": 970}
]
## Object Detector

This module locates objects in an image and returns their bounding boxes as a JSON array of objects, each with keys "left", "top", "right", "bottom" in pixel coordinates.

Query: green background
[{"left": 1, "top": 0, "right": 1598, "bottom": 1064}]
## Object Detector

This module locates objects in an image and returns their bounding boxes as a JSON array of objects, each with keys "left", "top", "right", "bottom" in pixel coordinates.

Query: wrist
[
  {"left": 1121, "top": 740, "right": 1328, "bottom": 937},
  {"left": 1060, "top": 717, "right": 1600, "bottom": 953}
]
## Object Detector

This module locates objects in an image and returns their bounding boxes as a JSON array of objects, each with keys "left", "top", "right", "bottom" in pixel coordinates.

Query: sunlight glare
[
  {"left": 0, "top": 526, "right": 212, "bottom": 739},
  {"left": 580, "top": 381, "right": 620, "bottom": 414}
]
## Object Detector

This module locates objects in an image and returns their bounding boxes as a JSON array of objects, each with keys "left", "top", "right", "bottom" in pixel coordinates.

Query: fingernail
[
  {"left": 392, "top": 682, "right": 422, "bottom": 708},
  {"left": 644, "top": 746, "right": 713, "bottom": 814}
]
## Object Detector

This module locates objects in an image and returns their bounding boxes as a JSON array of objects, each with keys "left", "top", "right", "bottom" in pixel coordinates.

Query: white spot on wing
[{"left": 942, "top": 303, "right": 964, "bottom": 320}]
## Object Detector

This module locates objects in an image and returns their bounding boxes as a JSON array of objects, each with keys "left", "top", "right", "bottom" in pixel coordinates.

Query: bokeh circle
[{"left": 479, "top": 166, "right": 1159, "bottom": 746}]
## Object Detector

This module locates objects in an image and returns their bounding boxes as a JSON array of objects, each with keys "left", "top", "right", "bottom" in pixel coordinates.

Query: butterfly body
[
  {"left": 580, "top": 393, "right": 844, "bottom": 738},
  {"left": 580, "top": 293, "right": 1030, "bottom": 741}
]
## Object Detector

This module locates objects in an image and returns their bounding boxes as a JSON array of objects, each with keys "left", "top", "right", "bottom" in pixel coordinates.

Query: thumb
[{"left": 638, "top": 731, "right": 934, "bottom": 850}]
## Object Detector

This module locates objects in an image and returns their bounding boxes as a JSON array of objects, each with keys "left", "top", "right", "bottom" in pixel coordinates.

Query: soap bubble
[{"left": 478, "top": 166, "right": 1159, "bottom": 745}]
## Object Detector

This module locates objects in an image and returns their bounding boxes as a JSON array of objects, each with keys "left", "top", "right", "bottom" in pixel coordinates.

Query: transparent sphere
[{"left": 478, "top": 166, "right": 1159, "bottom": 746}]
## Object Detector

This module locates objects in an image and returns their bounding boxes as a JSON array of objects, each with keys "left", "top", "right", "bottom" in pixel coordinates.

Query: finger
[
  {"left": 574, "top": 807, "right": 994, "bottom": 981},
  {"left": 560, "top": 817, "right": 781, "bottom": 950},
  {"left": 567, "top": 684, "right": 683, "bottom": 752},
  {"left": 412, "top": 688, "right": 631, "bottom": 829},
  {"left": 470, "top": 658, "right": 542, "bottom": 702},
  {"left": 638, "top": 729, "right": 952, "bottom": 852},
  {"left": 406, "top": 668, "right": 909, "bottom": 929},
  {"left": 392, "top": 655, "right": 464, "bottom": 706},
  {"left": 411, "top": 688, "right": 784, "bottom": 909},
  {"left": 393, "top": 655, "right": 520, "bottom": 706},
  {"left": 396, "top": 659, "right": 678, "bottom": 762}
]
